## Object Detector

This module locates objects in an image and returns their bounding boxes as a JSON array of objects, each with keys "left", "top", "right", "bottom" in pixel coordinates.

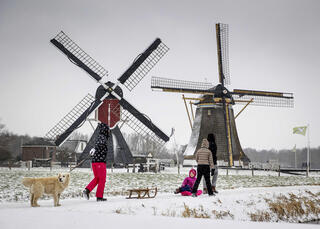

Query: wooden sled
[{"left": 126, "top": 187, "right": 157, "bottom": 199}]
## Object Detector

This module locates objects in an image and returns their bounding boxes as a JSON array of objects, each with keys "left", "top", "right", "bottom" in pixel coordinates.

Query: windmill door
[{"left": 98, "top": 99, "right": 120, "bottom": 128}]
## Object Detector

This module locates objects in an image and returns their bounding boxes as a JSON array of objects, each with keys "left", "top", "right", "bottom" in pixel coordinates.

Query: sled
[
  {"left": 126, "top": 187, "right": 157, "bottom": 199},
  {"left": 181, "top": 190, "right": 202, "bottom": 196}
]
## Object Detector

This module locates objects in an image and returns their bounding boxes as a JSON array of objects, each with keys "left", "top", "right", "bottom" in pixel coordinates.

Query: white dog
[{"left": 22, "top": 173, "right": 70, "bottom": 207}]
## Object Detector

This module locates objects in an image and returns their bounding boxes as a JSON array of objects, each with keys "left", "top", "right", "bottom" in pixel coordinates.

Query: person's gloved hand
[
  {"left": 211, "top": 168, "right": 215, "bottom": 176},
  {"left": 89, "top": 148, "right": 96, "bottom": 156}
]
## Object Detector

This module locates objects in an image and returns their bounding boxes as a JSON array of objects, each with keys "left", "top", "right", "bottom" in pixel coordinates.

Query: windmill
[
  {"left": 45, "top": 31, "right": 170, "bottom": 166},
  {"left": 151, "top": 23, "right": 294, "bottom": 167}
]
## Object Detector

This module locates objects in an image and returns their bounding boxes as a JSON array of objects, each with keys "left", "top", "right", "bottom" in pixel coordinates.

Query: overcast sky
[{"left": 0, "top": 0, "right": 319, "bottom": 150}]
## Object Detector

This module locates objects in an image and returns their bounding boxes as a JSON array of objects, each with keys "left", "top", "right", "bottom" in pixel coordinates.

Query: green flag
[{"left": 293, "top": 126, "right": 307, "bottom": 136}]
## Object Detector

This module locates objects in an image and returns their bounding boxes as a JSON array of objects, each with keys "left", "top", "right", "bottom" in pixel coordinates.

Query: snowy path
[{"left": 1, "top": 185, "right": 319, "bottom": 228}]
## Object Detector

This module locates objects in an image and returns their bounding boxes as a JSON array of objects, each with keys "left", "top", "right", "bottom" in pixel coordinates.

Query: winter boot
[
  {"left": 82, "top": 188, "right": 90, "bottom": 200},
  {"left": 212, "top": 186, "right": 218, "bottom": 194},
  {"left": 203, "top": 188, "right": 208, "bottom": 194},
  {"left": 97, "top": 197, "right": 107, "bottom": 202},
  {"left": 191, "top": 193, "right": 197, "bottom": 197},
  {"left": 174, "top": 188, "right": 180, "bottom": 194}
]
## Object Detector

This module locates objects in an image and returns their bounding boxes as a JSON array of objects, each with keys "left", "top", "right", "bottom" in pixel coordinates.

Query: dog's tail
[{"left": 22, "top": 177, "right": 35, "bottom": 187}]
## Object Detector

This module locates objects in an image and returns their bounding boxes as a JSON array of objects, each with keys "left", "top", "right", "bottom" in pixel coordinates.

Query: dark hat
[{"left": 207, "top": 133, "right": 215, "bottom": 142}]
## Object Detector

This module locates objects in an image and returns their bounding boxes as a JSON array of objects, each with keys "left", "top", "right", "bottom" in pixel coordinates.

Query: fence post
[
  {"left": 252, "top": 168, "right": 254, "bottom": 177},
  {"left": 27, "top": 161, "right": 31, "bottom": 171},
  {"left": 278, "top": 165, "right": 280, "bottom": 177}
]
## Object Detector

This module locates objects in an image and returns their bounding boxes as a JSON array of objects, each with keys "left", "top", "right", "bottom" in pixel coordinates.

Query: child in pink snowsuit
[{"left": 174, "top": 168, "right": 197, "bottom": 194}]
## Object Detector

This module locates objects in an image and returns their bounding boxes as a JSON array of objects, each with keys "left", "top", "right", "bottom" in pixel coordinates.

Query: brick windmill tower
[{"left": 151, "top": 23, "right": 294, "bottom": 166}]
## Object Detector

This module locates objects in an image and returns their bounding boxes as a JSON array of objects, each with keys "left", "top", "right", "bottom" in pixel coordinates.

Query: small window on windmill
[{"left": 208, "top": 110, "right": 211, "bottom": 116}]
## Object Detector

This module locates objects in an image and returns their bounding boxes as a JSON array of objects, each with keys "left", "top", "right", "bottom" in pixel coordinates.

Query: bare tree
[
  {"left": 69, "top": 131, "right": 89, "bottom": 141},
  {"left": 124, "top": 132, "right": 171, "bottom": 158}
]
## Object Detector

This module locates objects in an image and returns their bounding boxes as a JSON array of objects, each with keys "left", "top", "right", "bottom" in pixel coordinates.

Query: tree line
[
  {"left": 0, "top": 121, "right": 89, "bottom": 162},
  {"left": 244, "top": 147, "right": 320, "bottom": 169},
  {"left": 0, "top": 120, "right": 318, "bottom": 168},
  {"left": 0, "top": 120, "right": 181, "bottom": 163}
]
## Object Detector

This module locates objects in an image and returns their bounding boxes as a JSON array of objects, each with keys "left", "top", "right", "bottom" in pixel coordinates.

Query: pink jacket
[{"left": 181, "top": 169, "right": 197, "bottom": 188}]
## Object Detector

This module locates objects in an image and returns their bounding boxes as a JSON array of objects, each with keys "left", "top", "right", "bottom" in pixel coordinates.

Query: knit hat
[{"left": 201, "top": 138, "right": 209, "bottom": 148}]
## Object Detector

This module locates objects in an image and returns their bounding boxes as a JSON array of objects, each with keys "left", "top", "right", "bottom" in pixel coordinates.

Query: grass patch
[
  {"left": 161, "top": 209, "right": 177, "bottom": 217},
  {"left": 181, "top": 203, "right": 210, "bottom": 218},
  {"left": 249, "top": 191, "right": 320, "bottom": 222},
  {"left": 212, "top": 210, "right": 234, "bottom": 220}
]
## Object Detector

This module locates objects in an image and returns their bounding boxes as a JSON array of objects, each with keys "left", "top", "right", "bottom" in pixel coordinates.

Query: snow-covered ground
[
  {"left": 1, "top": 167, "right": 319, "bottom": 202},
  {"left": 0, "top": 167, "right": 319, "bottom": 228}
]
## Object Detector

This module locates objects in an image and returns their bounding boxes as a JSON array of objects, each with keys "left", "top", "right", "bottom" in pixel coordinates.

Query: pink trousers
[{"left": 86, "top": 162, "right": 106, "bottom": 198}]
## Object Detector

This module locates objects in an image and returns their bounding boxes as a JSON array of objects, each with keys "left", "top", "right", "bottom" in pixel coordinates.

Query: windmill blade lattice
[
  {"left": 216, "top": 23, "right": 230, "bottom": 86},
  {"left": 151, "top": 76, "right": 215, "bottom": 94},
  {"left": 118, "top": 39, "right": 169, "bottom": 91},
  {"left": 232, "top": 89, "right": 294, "bottom": 107},
  {"left": 111, "top": 100, "right": 168, "bottom": 146},
  {"left": 45, "top": 93, "right": 96, "bottom": 142},
  {"left": 51, "top": 31, "right": 108, "bottom": 82}
]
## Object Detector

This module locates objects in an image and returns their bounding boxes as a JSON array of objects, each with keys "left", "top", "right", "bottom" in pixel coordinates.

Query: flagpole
[
  {"left": 307, "top": 124, "right": 310, "bottom": 177},
  {"left": 294, "top": 144, "right": 297, "bottom": 168},
  {"left": 295, "top": 149, "right": 297, "bottom": 168}
]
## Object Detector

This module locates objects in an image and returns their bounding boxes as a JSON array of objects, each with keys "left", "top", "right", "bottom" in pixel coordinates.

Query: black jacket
[
  {"left": 92, "top": 123, "right": 109, "bottom": 163},
  {"left": 208, "top": 141, "right": 217, "bottom": 165}
]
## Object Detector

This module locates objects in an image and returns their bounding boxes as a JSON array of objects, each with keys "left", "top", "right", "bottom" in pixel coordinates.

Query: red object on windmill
[{"left": 97, "top": 99, "right": 120, "bottom": 128}]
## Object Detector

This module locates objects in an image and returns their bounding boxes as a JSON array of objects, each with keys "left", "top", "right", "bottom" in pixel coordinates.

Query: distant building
[
  {"left": 131, "top": 153, "right": 153, "bottom": 164},
  {"left": 21, "top": 138, "right": 56, "bottom": 162},
  {"left": 159, "top": 159, "right": 175, "bottom": 167},
  {"left": 21, "top": 138, "right": 87, "bottom": 167}
]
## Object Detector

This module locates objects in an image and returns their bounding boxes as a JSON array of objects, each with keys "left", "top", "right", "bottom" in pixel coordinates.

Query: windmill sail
[
  {"left": 151, "top": 76, "right": 214, "bottom": 94},
  {"left": 118, "top": 38, "right": 169, "bottom": 91},
  {"left": 232, "top": 89, "right": 294, "bottom": 107},
  {"left": 51, "top": 31, "right": 108, "bottom": 82},
  {"left": 45, "top": 94, "right": 102, "bottom": 146},
  {"left": 216, "top": 23, "right": 230, "bottom": 86},
  {"left": 112, "top": 98, "right": 169, "bottom": 145}
]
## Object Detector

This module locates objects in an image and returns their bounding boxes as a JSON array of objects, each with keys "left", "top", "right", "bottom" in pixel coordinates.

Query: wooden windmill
[
  {"left": 151, "top": 23, "right": 294, "bottom": 166},
  {"left": 45, "top": 31, "right": 170, "bottom": 166}
]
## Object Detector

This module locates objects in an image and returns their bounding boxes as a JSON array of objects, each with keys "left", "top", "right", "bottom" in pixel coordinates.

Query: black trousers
[{"left": 192, "top": 164, "right": 213, "bottom": 195}]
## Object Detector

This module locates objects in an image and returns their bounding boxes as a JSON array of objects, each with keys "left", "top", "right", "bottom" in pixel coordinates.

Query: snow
[
  {"left": 0, "top": 167, "right": 319, "bottom": 228},
  {"left": 0, "top": 204, "right": 316, "bottom": 229},
  {"left": 1, "top": 187, "right": 319, "bottom": 229},
  {"left": 183, "top": 108, "right": 202, "bottom": 158}
]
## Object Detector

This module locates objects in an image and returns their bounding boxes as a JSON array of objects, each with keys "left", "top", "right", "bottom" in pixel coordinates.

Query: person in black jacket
[
  {"left": 203, "top": 133, "right": 219, "bottom": 194},
  {"left": 83, "top": 123, "right": 110, "bottom": 201}
]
